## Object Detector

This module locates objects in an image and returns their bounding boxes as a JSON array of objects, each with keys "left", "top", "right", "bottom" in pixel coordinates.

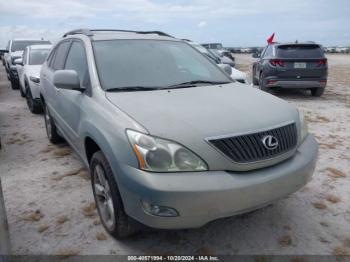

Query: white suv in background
[
  {"left": 4, "top": 39, "right": 51, "bottom": 89},
  {"left": 15, "top": 45, "right": 52, "bottom": 113}
]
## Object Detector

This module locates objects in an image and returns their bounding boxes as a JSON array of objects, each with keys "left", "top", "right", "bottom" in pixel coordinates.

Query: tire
[
  {"left": 10, "top": 79, "right": 19, "bottom": 90},
  {"left": 311, "top": 87, "right": 325, "bottom": 97},
  {"left": 43, "top": 102, "right": 63, "bottom": 144},
  {"left": 26, "top": 88, "right": 42, "bottom": 114},
  {"left": 258, "top": 73, "right": 268, "bottom": 92},
  {"left": 252, "top": 67, "right": 259, "bottom": 85},
  {"left": 91, "top": 151, "right": 137, "bottom": 239},
  {"left": 252, "top": 76, "right": 259, "bottom": 85}
]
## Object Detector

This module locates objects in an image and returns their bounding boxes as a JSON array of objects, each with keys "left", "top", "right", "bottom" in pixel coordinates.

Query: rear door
[{"left": 275, "top": 44, "right": 327, "bottom": 79}]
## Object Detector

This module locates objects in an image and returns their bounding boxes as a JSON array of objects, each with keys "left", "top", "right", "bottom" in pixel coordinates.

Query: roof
[
  {"left": 28, "top": 44, "right": 52, "bottom": 50},
  {"left": 12, "top": 39, "right": 48, "bottom": 42},
  {"left": 63, "top": 29, "right": 178, "bottom": 41},
  {"left": 272, "top": 41, "right": 320, "bottom": 46}
]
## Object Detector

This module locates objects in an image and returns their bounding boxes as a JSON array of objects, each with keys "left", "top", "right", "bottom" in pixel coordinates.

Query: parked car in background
[
  {"left": 40, "top": 29, "right": 317, "bottom": 239},
  {"left": 4, "top": 39, "right": 51, "bottom": 89},
  {"left": 187, "top": 41, "right": 248, "bottom": 83},
  {"left": 14, "top": 44, "right": 51, "bottom": 113},
  {"left": 0, "top": 49, "right": 8, "bottom": 66},
  {"left": 210, "top": 49, "right": 235, "bottom": 67},
  {"left": 252, "top": 42, "right": 328, "bottom": 96},
  {"left": 202, "top": 43, "right": 224, "bottom": 51}
]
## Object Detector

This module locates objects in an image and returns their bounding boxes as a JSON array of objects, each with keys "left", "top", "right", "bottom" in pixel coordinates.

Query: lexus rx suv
[
  {"left": 4, "top": 39, "right": 51, "bottom": 89},
  {"left": 252, "top": 42, "right": 328, "bottom": 96},
  {"left": 40, "top": 29, "right": 318, "bottom": 239}
]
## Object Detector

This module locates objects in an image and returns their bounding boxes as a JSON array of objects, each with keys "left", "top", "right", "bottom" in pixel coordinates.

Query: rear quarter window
[{"left": 277, "top": 45, "right": 324, "bottom": 58}]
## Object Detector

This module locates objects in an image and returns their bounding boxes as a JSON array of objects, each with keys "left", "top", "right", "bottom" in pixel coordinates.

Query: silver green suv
[{"left": 40, "top": 29, "right": 318, "bottom": 239}]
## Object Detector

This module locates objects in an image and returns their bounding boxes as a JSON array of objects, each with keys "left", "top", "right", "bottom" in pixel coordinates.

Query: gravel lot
[{"left": 0, "top": 54, "right": 349, "bottom": 256}]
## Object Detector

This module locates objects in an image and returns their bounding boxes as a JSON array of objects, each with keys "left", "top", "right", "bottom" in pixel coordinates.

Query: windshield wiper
[
  {"left": 106, "top": 86, "right": 162, "bottom": 92},
  {"left": 166, "top": 80, "right": 231, "bottom": 89}
]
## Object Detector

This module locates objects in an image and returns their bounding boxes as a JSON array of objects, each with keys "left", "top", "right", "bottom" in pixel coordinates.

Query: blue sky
[{"left": 0, "top": 0, "right": 349, "bottom": 48}]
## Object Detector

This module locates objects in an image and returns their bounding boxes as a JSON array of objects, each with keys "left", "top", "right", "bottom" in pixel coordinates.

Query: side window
[
  {"left": 51, "top": 41, "right": 71, "bottom": 70},
  {"left": 64, "top": 41, "right": 90, "bottom": 88},
  {"left": 6, "top": 41, "right": 10, "bottom": 51}
]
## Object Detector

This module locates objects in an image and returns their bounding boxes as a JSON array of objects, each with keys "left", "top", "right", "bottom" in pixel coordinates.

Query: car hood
[
  {"left": 106, "top": 84, "right": 299, "bottom": 144},
  {"left": 26, "top": 65, "right": 42, "bottom": 78}
]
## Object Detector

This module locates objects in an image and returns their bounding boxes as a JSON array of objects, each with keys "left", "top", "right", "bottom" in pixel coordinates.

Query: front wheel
[
  {"left": 43, "top": 102, "right": 63, "bottom": 144},
  {"left": 311, "top": 87, "right": 325, "bottom": 97},
  {"left": 26, "top": 88, "right": 42, "bottom": 114},
  {"left": 91, "top": 151, "right": 137, "bottom": 239}
]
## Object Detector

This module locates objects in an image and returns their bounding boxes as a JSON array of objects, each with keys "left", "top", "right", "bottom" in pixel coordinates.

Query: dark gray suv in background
[{"left": 252, "top": 42, "right": 328, "bottom": 96}]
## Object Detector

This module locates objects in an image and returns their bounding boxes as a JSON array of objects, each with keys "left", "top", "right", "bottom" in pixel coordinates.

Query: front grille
[{"left": 208, "top": 123, "right": 297, "bottom": 163}]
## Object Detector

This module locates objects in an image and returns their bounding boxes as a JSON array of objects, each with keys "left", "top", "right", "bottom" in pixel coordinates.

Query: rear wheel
[
  {"left": 26, "top": 87, "right": 42, "bottom": 114},
  {"left": 43, "top": 102, "right": 63, "bottom": 144},
  {"left": 252, "top": 67, "right": 259, "bottom": 85},
  {"left": 91, "top": 151, "right": 137, "bottom": 239},
  {"left": 311, "top": 87, "right": 325, "bottom": 97},
  {"left": 258, "top": 73, "right": 268, "bottom": 92}
]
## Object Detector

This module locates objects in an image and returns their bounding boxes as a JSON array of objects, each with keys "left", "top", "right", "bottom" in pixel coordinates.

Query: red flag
[{"left": 267, "top": 33, "right": 275, "bottom": 44}]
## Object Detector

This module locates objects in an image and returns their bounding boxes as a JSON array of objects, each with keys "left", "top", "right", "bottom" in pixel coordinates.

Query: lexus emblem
[{"left": 262, "top": 135, "right": 279, "bottom": 150}]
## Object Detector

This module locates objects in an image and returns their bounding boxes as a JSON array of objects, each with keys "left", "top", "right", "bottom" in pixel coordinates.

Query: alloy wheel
[{"left": 93, "top": 164, "right": 116, "bottom": 230}]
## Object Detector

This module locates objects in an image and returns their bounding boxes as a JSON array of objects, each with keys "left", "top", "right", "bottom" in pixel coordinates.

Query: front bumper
[{"left": 118, "top": 134, "right": 318, "bottom": 229}]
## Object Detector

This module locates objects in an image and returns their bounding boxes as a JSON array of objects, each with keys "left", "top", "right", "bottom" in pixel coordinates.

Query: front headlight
[
  {"left": 126, "top": 130, "right": 208, "bottom": 172},
  {"left": 30, "top": 76, "right": 40, "bottom": 84},
  {"left": 299, "top": 110, "right": 308, "bottom": 143}
]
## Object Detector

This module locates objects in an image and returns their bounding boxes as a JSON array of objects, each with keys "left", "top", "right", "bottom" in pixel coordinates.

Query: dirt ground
[{"left": 0, "top": 54, "right": 349, "bottom": 256}]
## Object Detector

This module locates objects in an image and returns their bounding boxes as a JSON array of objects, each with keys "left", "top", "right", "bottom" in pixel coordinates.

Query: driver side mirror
[
  {"left": 218, "top": 64, "right": 232, "bottom": 76},
  {"left": 252, "top": 53, "right": 261, "bottom": 58},
  {"left": 53, "top": 70, "right": 85, "bottom": 92},
  {"left": 14, "top": 58, "right": 23, "bottom": 66}
]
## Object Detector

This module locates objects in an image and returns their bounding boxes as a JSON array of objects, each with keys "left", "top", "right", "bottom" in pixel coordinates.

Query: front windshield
[
  {"left": 11, "top": 41, "right": 51, "bottom": 52},
  {"left": 29, "top": 49, "right": 50, "bottom": 65},
  {"left": 92, "top": 40, "right": 231, "bottom": 90}
]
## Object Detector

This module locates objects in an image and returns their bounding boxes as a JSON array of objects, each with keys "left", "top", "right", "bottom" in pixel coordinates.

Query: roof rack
[{"left": 63, "top": 29, "right": 173, "bottom": 38}]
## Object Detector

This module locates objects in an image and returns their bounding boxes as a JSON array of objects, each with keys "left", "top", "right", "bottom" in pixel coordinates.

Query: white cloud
[{"left": 198, "top": 21, "right": 207, "bottom": 28}]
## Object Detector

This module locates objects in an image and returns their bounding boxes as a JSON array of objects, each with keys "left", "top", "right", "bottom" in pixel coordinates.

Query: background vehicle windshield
[
  {"left": 276, "top": 45, "right": 324, "bottom": 58},
  {"left": 11, "top": 41, "right": 51, "bottom": 52},
  {"left": 93, "top": 40, "right": 231, "bottom": 90},
  {"left": 29, "top": 49, "right": 50, "bottom": 65}
]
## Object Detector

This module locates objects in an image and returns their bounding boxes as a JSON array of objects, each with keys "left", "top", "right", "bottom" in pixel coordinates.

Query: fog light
[
  {"left": 140, "top": 199, "right": 179, "bottom": 217},
  {"left": 267, "top": 80, "right": 277, "bottom": 85}
]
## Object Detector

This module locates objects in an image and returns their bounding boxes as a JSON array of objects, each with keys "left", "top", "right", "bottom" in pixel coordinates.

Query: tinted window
[
  {"left": 29, "top": 49, "right": 50, "bottom": 65},
  {"left": 11, "top": 41, "right": 51, "bottom": 52},
  {"left": 51, "top": 41, "right": 71, "bottom": 70},
  {"left": 93, "top": 40, "right": 230, "bottom": 90},
  {"left": 64, "top": 41, "right": 89, "bottom": 86},
  {"left": 277, "top": 45, "right": 324, "bottom": 58}
]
